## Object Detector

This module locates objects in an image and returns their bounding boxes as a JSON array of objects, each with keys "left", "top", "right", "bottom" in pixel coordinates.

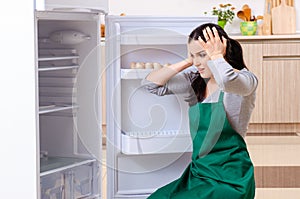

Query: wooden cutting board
[
  {"left": 271, "top": 0, "right": 296, "bottom": 34},
  {"left": 263, "top": 0, "right": 272, "bottom": 35}
]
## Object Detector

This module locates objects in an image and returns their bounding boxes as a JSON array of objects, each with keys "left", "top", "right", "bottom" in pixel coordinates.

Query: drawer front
[
  {"left": 41, "top": 173, "right": 65, "bottom": 199},
  {"left": 263, "top": 40, "right": 300, "bottom": 57},
  {"left": 72, "top": 165, "right": 94, "bottom": 198}
]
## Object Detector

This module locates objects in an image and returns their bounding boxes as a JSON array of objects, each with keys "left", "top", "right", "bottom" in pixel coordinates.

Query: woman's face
[{"left": 188, "top": 39, "right": 213, "bottom": 79}]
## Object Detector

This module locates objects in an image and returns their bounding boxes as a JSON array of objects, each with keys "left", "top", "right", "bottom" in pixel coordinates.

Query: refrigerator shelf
[
  {"left": 121, "top": 34, "right": 188, "bottom": 45},
  {"left": 39, "top": 104, "right": 78, "bottom": 114},
  {"left": 40, "top": 156, "right": 96, "bottom": 177},
  {"left": 38, "top": 55, "right": 79, "bottom": 62},
  {"left": 121, "top": 132, "right": 192, "bottom": 155},
  {"left": 121, "top": 68, "right": 153, "bottom": 79},
  {"left": 38, "top": 65, "right": 79, "bottom": 72}
]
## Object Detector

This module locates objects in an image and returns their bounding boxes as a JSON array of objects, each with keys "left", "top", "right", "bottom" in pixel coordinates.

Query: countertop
[{"left": 230, "top": 33, "right": 300, "bottom": 40}]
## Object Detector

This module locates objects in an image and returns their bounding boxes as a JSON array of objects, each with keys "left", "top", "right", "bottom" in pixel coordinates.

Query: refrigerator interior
[
  {"left": 106, "top": 16, "right": 217, "bottom": 198},
  {"left": 36, "top": 11, "right": 102, "bottom": 199}
]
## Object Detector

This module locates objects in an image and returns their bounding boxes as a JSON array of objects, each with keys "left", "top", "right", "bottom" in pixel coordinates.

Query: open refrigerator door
[
  {"left": 35, "top": 11, "right": 104, "bottom": 199},
  {"left": 105, "top": 15, "right": 217, "bottom": 198}
]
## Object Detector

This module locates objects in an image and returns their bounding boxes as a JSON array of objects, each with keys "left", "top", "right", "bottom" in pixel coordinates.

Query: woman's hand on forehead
[{"left": 198, "top": 26, "right": 227, "bottom": 60}]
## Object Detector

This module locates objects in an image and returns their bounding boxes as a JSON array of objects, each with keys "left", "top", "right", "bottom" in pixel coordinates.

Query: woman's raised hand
[{"left": 198, "top": 27, "right": 227, "bottom": 60}]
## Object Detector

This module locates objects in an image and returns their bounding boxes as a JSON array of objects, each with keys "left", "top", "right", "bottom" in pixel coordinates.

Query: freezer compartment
[{"left": 116, "top": 153, "right": 191, "bottom": 195}]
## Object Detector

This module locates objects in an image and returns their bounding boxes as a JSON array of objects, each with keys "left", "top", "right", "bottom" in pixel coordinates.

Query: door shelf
[
  {"left": 40, "top": 156, "right": 96, "bottom": 177},
  {"left": 121, "top": 69, "right": 153, "bottom": 79},
  {"left": 38, "top": 65, "right": 79, "bottom": 72},
  {"left": 39, "top": 104, "right": 78, "bottom": 114},
  {"left": 121, "top": 131, "right": 192, "bottom": 155}
]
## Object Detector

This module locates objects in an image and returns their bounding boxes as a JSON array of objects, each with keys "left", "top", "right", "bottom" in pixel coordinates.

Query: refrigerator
[{"left": 34, "top": 1, "right": 217, "bottom": 198}]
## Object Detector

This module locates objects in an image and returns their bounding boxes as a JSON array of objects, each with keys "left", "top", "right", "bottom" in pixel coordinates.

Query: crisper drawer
[
  {"left": 71, "top": 164, "right": 95, "bottom": 198},
  {"left": 41, "top": 172, "right": 65, "bottom": 199},
  {"left": 41, "top": 161, "right": 99, "bottom": 199},
  {"left": 263, "top": 40, "right": 300, "bottom": 57}
]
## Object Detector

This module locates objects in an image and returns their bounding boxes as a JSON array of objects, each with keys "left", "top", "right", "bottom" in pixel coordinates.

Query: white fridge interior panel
[
  {"left": 120, "top": 28, "right": 189, "bottom": 45},
  {"left": 121, "top": 134, "right": 192, "bottom": 155},
  {"left": 40, "top": 116, "right": 86, "bottom": 157},
  {"left": 116, "top": 153, "right": 191, "bottom": 195},
  {"left": 120, "top": 80, "right": 189, "bottom": 134},
  {"left": 118, "top": 80, "right": 190, "bottom": 154},
  {"left": 120, "top": 45, "right": 187, "bottom": 69}
]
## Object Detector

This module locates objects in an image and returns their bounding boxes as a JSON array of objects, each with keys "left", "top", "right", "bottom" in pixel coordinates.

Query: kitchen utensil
[
  {"left": 263, "top": 0, "right": 272, "bottom": 35},
  {"left": 242, "top": 4, "right": 249, "bottom": 10},
  {"left": 237, "top": 11, "right": 247, "bottom": 21},
  {"left": 272, "top": 0, "right": 296, "bottom": 34},
  {"left": 256, "top": 15, "right": 264, "bottom": 20},
  {"left": 242, "top": 5, "right": 251, "bottom": 21}
]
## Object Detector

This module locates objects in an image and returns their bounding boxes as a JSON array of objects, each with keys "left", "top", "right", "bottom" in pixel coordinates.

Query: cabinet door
[
  {"left": 263, "top": 60, "right": 300, "bottom": 123},
  {"left": 262, "top": 40, "right": 300, "bottom": 123},
  {"left": 239, "top": 42, "right": 263, "bottom": 123}
]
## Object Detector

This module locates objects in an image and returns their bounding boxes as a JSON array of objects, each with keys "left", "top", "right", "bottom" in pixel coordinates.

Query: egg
[
  {"left": 145, "top": 62, "right": 154, "bottom": 69},
  {"left": 153, "top": 63, "right": 162, "bottom": 70},
  {"left": 130, "top": 62, "right": 136, "bottom": 69},
  {"left": 135, "top": 62, "right": 145, "bottom": 69}
]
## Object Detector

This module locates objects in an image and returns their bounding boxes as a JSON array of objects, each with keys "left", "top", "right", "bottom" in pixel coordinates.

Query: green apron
[{"left": 148, "top": 91, "right": 255, "bottom": 199}]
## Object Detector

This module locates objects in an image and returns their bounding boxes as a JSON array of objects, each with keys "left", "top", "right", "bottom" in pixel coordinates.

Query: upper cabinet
[{"left": 35, "top": 0, "right": 108, "bottom": 13}]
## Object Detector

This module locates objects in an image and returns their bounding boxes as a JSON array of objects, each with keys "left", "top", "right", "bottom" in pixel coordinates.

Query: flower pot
[
  {"left": 240, "top": 21, "right": 257, "bottom": 36},
  {"left": 218, "top": 20, "right": 227, "bottom": 29}
]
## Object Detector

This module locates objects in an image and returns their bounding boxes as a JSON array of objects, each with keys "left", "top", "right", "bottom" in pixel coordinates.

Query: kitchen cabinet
[
  {"left": 236, "top": 35, "right": 300, "bottom": 199},
  {"left": 262, "top": 41, "right": 300, "bottom": 123},
  {"left": 235, "top": 36, "right": 300, "bottom": 134},
  {"left": 237, "top": 41, "right": 263, "bottom": 123}
]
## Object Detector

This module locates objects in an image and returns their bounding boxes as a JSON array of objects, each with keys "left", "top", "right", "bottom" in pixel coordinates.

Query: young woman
[{"left": 142, "top": 23, "right": 257, "bottom": 199}]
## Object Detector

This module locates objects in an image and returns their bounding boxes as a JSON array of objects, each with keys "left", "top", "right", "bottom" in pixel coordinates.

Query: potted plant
[{"left": 206, "top": 3, "right": 235, "bottom": 29}]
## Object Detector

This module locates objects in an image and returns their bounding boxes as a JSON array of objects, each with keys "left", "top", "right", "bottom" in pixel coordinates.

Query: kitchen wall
[{"left": 108, "top": 0, "right": 299, "bottom": 34}]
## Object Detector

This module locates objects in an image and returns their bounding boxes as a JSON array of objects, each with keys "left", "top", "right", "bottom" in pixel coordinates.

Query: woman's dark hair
[{"left": 188, "top": 23, "right": 247, "bottom": 102}]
